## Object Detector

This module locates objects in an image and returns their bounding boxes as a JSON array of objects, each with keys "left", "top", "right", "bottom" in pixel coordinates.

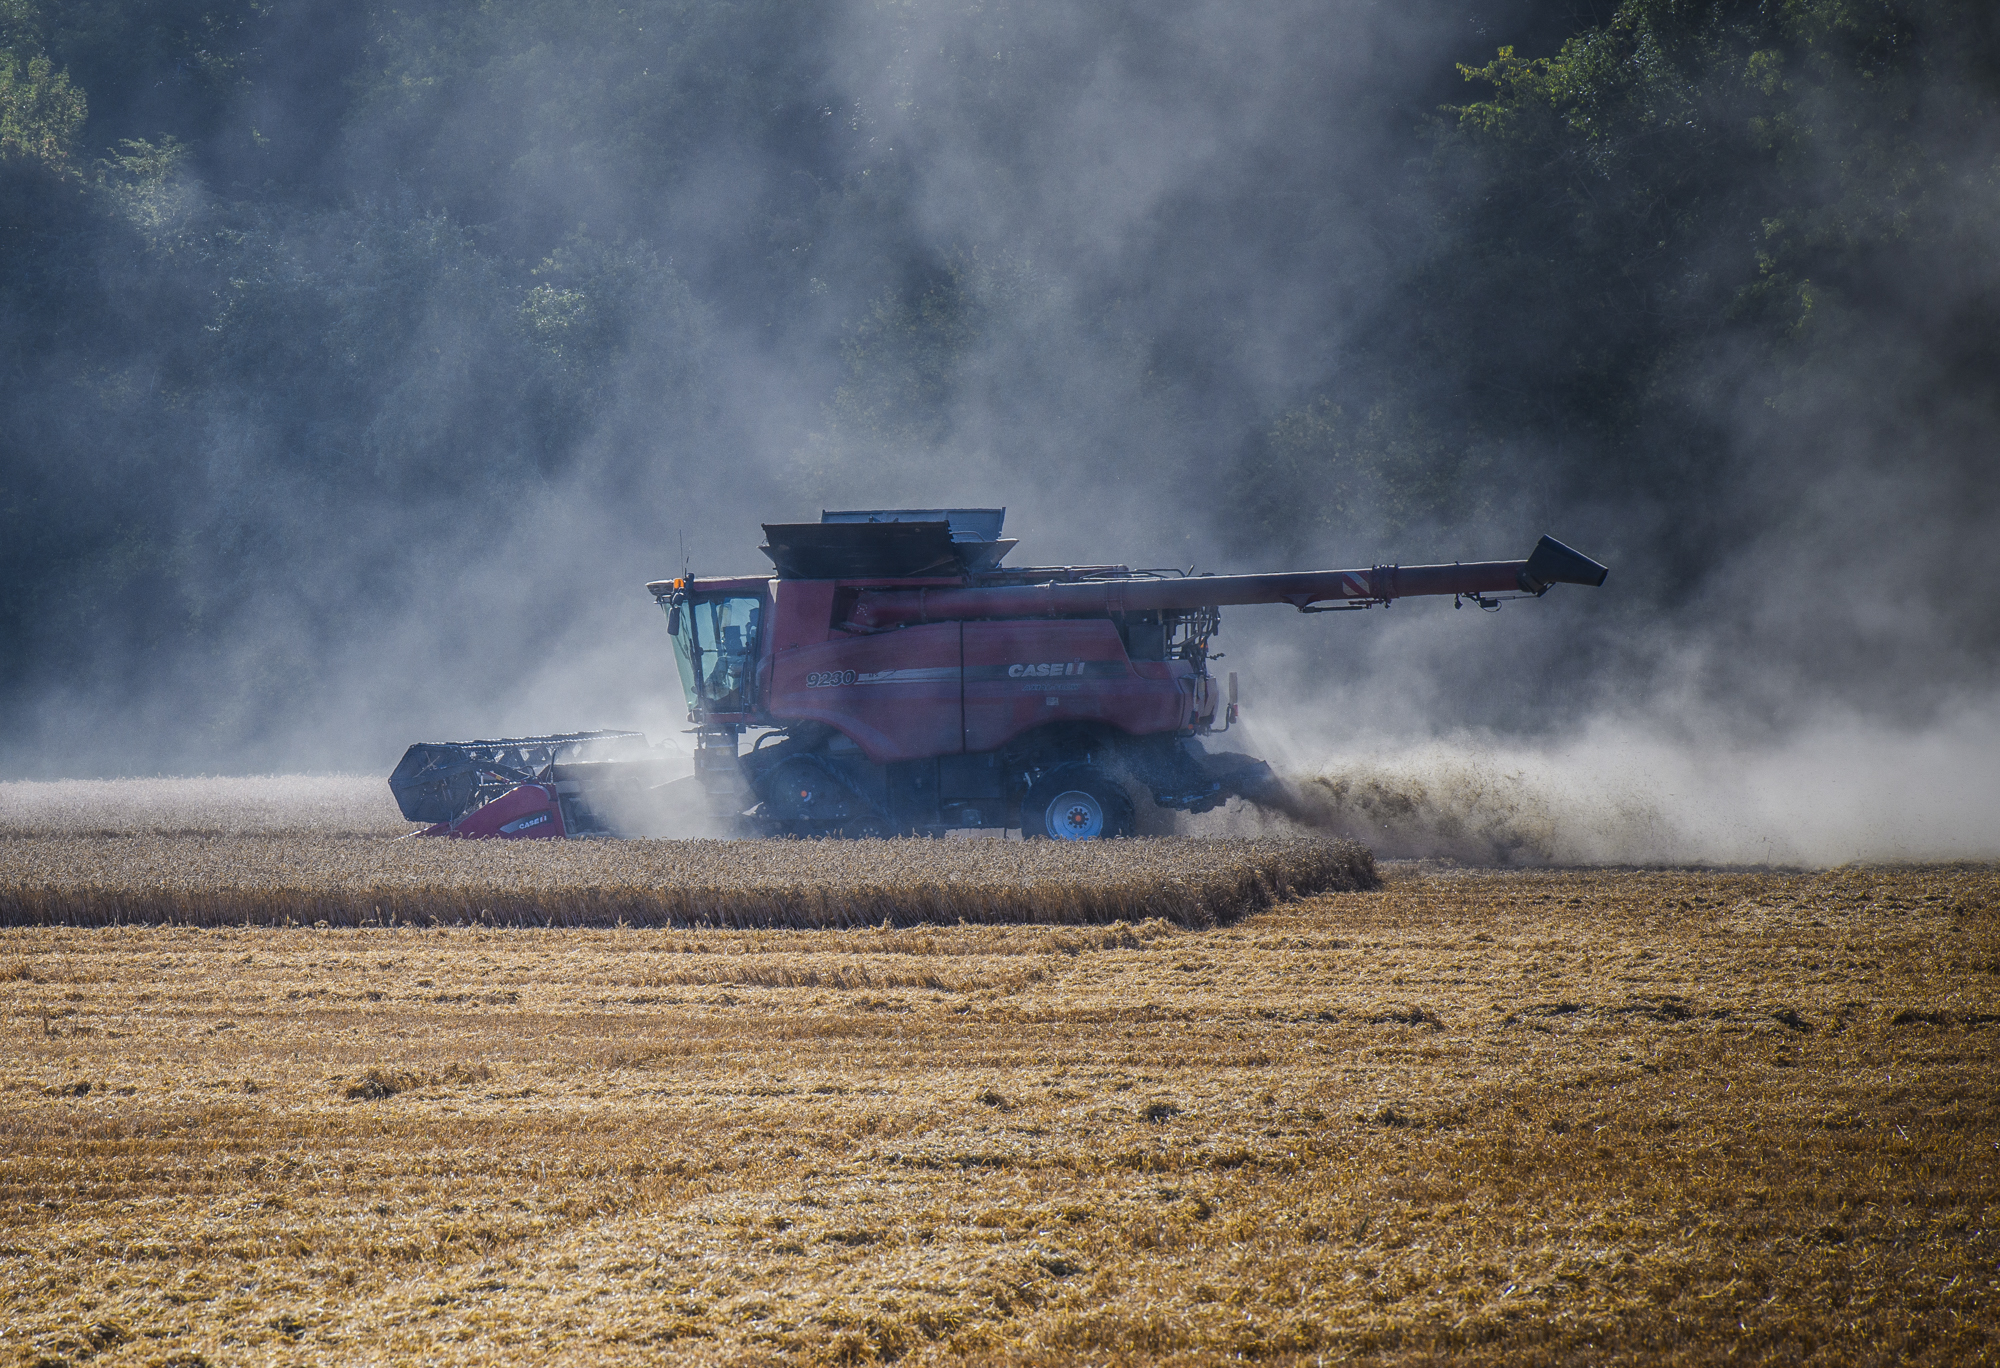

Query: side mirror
[{"left": 666, "top": 604, "right": 682, "bottom": 635}]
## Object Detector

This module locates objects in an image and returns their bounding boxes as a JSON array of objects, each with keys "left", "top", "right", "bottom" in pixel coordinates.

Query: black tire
[
  {"left": 1023, "top": 766, "right": 1134, "bottom": 840},
  {"left": 756, "top": 757, "right": 873, "bottom": 829}
]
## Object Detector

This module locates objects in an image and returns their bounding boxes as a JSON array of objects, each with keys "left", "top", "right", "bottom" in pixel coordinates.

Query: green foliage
[
  {"left": 1243, "top": 0, "right": 2000, "bottom": 557},
  {"left": 0, "top": 22, "right": 84, "bottom": 171},
  {"left": 1446, "top": 0, "right": 1974, "bottom": 341},
  {"left": 1235, "top": 398, "right": 1495, "bottom": 553},
  {"left": 92, "top": 135, "right": 196, "bottom": 237},
  {"left": 792, "top": 274, "right": 978, "bottom": 503},
  {"left": 343, "top": 0, "right": 838, "bottom": 250},
  {"left": 36, "top": 0, "right": 268, "bottom": 136},
  {"left": 827, "top": 258, "right": 995, "bottom": 454},
  {"left": 521, "top": 232, "right": 709, "bottom": 434},
  {"left": 790, "top": 243, "right": 1191, "bottom": 524}
]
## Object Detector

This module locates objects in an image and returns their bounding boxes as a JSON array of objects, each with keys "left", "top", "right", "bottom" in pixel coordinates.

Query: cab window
[{"left": 667, "top": 593, "right": 763, "bottom": 715}]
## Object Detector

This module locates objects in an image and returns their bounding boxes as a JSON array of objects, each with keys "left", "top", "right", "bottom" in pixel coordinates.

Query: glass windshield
[{"left": 667, "top": 593, "right": 762, "bottom": 714}]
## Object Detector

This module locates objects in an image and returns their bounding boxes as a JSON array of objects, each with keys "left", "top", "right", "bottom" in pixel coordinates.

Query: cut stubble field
[{"left": 1, "top": 850, "right": 1994, "bottom": 1366}]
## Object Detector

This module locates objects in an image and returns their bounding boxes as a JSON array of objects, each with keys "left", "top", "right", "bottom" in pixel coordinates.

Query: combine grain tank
[{"left": 390, "top": 508, "right": 1606, "bottom": 839}]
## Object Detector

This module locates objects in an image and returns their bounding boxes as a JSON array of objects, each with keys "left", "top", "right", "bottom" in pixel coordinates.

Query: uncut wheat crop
[
  {"left": 0, "top": 834, "right": 1373, "bottom": 930},
  {"left": 0, "top": 777, "right": 1377, "bottom": 929}
]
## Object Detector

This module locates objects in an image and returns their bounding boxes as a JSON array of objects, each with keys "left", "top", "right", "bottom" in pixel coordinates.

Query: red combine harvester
[{"left": 389, "top": 509, "right": 1606, "bottom": 839}]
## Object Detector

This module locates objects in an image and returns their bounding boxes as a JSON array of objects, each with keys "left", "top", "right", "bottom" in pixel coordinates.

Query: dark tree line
[{"left": 2, "top": 0, "right": 1995, "bottom": 771}]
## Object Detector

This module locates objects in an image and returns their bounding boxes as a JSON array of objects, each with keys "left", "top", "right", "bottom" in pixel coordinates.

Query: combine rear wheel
[
  {"left": 1024, "top": 767, "right": 1134, "bottom": 840},
  {"left": 752, "top": 757, "right": 901, "bottom": 838}
]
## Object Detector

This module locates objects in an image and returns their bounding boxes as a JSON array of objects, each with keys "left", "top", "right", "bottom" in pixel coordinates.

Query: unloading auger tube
[
  {"left": 389, "top": 511, "right": 1608, "bottom": 841},
  {"left": 838, "top": 535, "right": 1609, "bottom": 631}
]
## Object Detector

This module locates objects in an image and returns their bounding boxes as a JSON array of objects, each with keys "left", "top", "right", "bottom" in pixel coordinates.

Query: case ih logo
[{"left": 1007, "top": 661, "right": 1087, "bottom": 678}]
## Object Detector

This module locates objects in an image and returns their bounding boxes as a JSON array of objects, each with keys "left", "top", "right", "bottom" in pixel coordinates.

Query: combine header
[{"left": 390, "top": 509, "right": 1606, "bottom": 839}]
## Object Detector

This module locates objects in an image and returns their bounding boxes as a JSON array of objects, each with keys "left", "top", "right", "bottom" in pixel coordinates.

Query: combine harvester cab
[{"left": 392, "top": 508, "right": 1606, "bottom": 840}]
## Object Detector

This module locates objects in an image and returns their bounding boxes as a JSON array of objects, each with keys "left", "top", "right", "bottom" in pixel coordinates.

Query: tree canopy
[{"left": 2, "top": 0, "right": 1995, "bottom": 771}]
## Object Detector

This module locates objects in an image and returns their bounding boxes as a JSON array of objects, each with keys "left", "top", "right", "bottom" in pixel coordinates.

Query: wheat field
[
  {"left": 0, "top": 835, "right": 1375, "bottom": 931},
  {"left": 1, "top": 859, "right": 1994, "bottom": 1365},
  {"left": 0, "top": 777, "right": 1375, "bottom": 930}
]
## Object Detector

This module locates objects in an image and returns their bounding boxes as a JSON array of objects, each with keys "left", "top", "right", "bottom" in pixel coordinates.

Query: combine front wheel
[{"left": 1024, "top": 767, "right": 1134, "bottom": 840}]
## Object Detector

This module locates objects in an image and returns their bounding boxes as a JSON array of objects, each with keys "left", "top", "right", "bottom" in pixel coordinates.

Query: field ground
[{"left": 1, "top": 861, "right": 1996, "bottom": 1365}]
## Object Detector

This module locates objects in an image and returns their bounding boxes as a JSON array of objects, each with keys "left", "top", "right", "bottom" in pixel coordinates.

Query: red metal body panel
[
  {"left": 768, "top": 621, "right": 965, "bottom": 761},
  {"left": 419, "top": 783, "right": 566, "bottom": 839},
  {"left": 961, "top": 619, "right": 1182, "bottom": 751},
  {"left": 744, "top": 577, "right": 1219, "bottom": 753},
  {"left": 767, "top": 579, "right": 837, "bottom": 654}
]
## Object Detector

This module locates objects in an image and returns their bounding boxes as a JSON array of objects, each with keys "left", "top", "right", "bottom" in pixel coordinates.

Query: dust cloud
[
  {"left": 3, "top": 1, "right": 1995, "bottom": 872},
  {"left": 0, "top": 776, "right": 409, "bottom": 837},
  {"left": 1196, "top": 701, "right": 2000, "bottom": 867}
]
